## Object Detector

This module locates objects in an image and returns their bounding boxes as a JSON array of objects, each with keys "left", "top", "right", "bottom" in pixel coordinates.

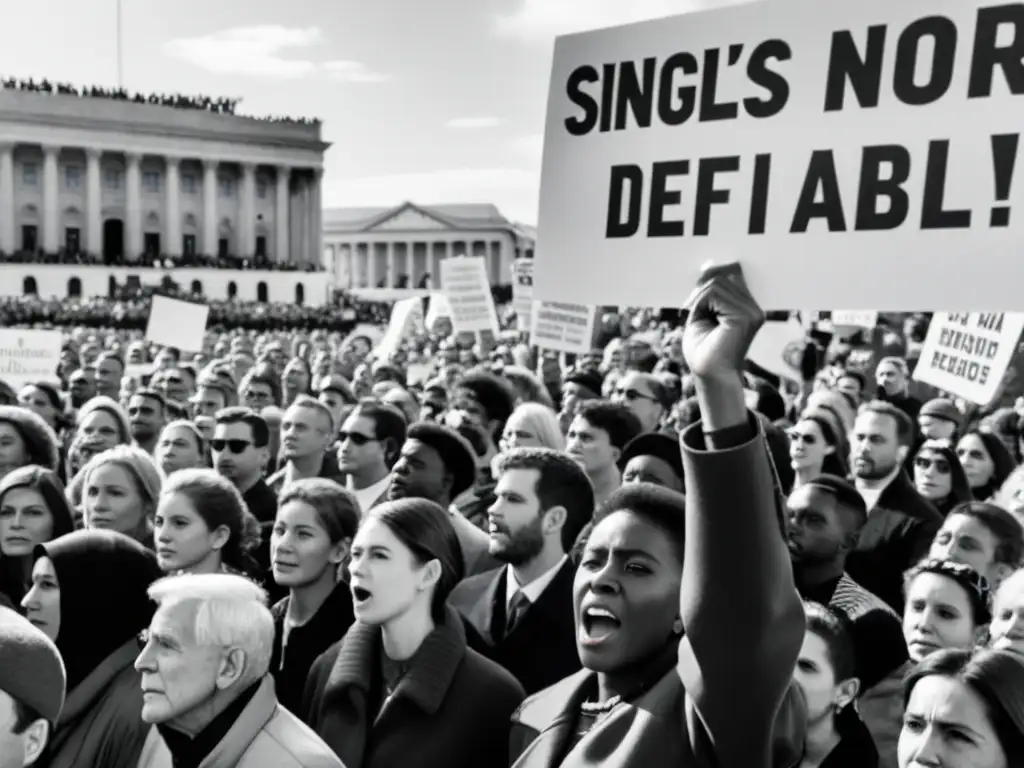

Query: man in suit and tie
[{"left": 449, "top": 447, "right": 594, "bottom": 694}]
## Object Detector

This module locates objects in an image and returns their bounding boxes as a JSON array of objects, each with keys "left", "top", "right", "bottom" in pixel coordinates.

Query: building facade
[
  {"left": 0, "top": 88, "right": 328, "bottom": 266},
  {"left": 322, "top": 202, "right": 535, "bottom": 289}
]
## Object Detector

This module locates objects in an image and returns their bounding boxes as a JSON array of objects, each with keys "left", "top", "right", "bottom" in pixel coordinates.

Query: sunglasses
[
  {"left": 788, "top": 432, "right": 818, "bottom": 445},
  {"left": 914, "top": 457, "right": 951, "bottom": 474},
  {"left": 614, "top": 388, "right": 655, "bottom": 402},
  {"left": 338, "top": 431, "right": 377, "bottom": 446},
  {"left": 210, "top": 439, "right": 253, "bottom": 454}
]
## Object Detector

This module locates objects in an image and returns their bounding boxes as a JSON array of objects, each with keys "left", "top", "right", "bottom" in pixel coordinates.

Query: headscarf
[{"left": 34, "top": 529, "right": 161, "bottom": 691}]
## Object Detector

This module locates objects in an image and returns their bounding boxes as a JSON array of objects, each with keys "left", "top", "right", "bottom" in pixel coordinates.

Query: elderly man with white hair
[{"left": 134, "top": 574, "right": 343, "bottom": 768}]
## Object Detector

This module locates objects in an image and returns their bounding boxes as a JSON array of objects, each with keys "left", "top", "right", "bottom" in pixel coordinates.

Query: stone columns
[
  {"left": 367, "top": 243, "right": 378, "bottom": 287},
  {"left": 85, "top": 148, "right": 103, "bottom": 255},
  {"left": 42, "top": 145, "right": 60, "bottom": 253},
  {"left": 276, "top": 165, "right": 290, "bottom": 262},
  {"left": 239, "top": 162, "right": 256, "bottom": 258},
  {"left": 202, "top": 159, "right": 218, "bottom": 255},
  {"left": 0, "top": 144, "right": 15, "bottom": 253},
  {"left": 311, "top": 168, "right": 322, "bottom": 269},
  {"left": 125, "top": 152, "right": 143, "bottom": 258},
  {"left": 164, "top": 157, "right": 181, "bottom": 257}
]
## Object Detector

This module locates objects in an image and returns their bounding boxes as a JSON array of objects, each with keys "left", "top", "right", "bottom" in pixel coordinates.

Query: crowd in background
[
  {"left": 0, "top": 251, "right": 324, "bottom": 272},
  {"left": 1, "top": 274, "right": 1024, "bottom": 767}
]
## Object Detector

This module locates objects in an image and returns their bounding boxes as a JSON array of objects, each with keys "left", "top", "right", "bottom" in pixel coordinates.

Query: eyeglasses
[
  {"left": 788, "top": 431, "right": 819, "bottom": 445},
  {"left": 210, "top": 439, "right": 253, "bottom": 454},
  {"left": 914, "top": 457, "right": 951, "bottom": 474},
  {"left": 338, "top": 431, "right": 377, "bottom": 446}
]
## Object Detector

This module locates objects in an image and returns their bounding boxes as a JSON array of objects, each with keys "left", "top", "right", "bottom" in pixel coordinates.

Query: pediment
[{"left": 366, "top": 204, "right": 450, "bottom": 232}]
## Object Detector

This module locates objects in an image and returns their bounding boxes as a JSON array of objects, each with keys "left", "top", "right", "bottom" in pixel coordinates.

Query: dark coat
[
  {"left": 508, "top": 413, "right": 808, "bottom": 768},
  {"left": 301, "top": 605, "right": 525, "bottom": 768},
  {"left": 450, "top": 559, "right": 581, "bottom": 695},
  {"left": 271, "top": 581, "right": 356, "bottom": 715},
  {"left": 845, "top": 472, "right": 943, "bottom": 613}
]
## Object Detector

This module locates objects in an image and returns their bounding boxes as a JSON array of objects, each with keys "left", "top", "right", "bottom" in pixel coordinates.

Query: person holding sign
[{"left": 508, "top": 264, "right": 805, "bottom": 768}]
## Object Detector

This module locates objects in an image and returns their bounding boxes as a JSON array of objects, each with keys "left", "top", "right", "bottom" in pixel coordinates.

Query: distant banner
[
  {"left": 532, "top": 301, "right": 597, "bottom": 355},
  {"left": 375, "top": 297, "right": 424, "bottom": 360},
  {"left": 440, "top": 257, "right": 499, "bottom": 335},
  {"left": 535, "top": 0, "right": 1024, "bottom": 310},
  {"left": 832, "top": 311, "right": 879, "bottom": 329},
  {"left": 512, "top": 260, "right": 535, "bottom": 332},
  {"left": 913, "top": 312, "right": 1024, "bottom": 405},
  {"left": 0, "top": 329, "right": 62, "bottom": 389},
  {"left": 145, "top": 296, "right": 209, "bottom": 352}
]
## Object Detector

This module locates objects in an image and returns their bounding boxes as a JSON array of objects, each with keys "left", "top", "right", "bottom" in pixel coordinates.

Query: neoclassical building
[
  {"left": 0, "top": 86, "right": 327, "bottom": 266},
  {"left": 322, "top": 202, "right": 536, "bottom": 289}
]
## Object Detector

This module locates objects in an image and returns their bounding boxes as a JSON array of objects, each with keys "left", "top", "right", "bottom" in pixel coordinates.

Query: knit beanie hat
[
  {"left": 0, "top": 607, "right": 65, "bottom": 725},
  {"left": 920, "top": 398, "right": 963, "bottom": 428}
]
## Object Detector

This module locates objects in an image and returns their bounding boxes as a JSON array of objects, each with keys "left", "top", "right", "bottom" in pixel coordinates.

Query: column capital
[
  {"left": 277, "top": 164, "right": 291, "bottom": 178},
  {"left": 240, "top": 161, "right": 258, "bottom": 173},
  {"left": 0, "top": 141, "right": 15, "bottom": 155},
  {"left": 200, "top": 158, "right": 220, "bottom": 171},
  {"left": 40, "top": 143, "right": 61, "bottom": 157},
  {"left": 84, "top": 147, "right": 103, "bottom": 161},
  {"left": 164, "top": 155, "right": 182, "bottom": 168},
  {"left": 124, "top": 151, "right": 143, "bottom": 165}
]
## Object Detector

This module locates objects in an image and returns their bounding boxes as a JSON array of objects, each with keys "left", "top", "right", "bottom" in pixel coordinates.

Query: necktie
[{"left": 505, "top": 589, "right": 530, "bottom": 638}]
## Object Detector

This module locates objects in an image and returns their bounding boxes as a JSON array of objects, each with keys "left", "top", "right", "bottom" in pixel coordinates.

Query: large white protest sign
[
  {"left": 533, "top": 302, "right": 597, "bottom": 355},
  {"left": 512, "top": 259, "right": 535, "bottom": 332},
  {"left": 145, "top": 296, "right": 210, "bottom": 352},
  {"left": 0, "top": 329, "right": 62, "bottom": 389},
  {"left": 441, "top": 257, "right": 500, "bottom": 334},
  {"left": 913, "top": 312, "right": 1024, "bottom": 405},
  {"left": 535, "top": 0, "right": 1024, "bottom": 310},
  {"left": 375, "top": 297, "right": 424, "bottom": 360},
  {"left": 832, "top": 311, "right": 879, "bottom": 329}
]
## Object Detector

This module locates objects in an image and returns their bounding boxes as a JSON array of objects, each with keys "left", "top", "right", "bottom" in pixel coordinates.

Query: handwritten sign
[
  {"left": 440, "top": 257, "right": 499, "bottom": 334},
  {"left": 0, "top": 329, "right": 62, "bottom": 389},
  {"left": 533, "top": 301, "right": 597, "bottom": 355}
]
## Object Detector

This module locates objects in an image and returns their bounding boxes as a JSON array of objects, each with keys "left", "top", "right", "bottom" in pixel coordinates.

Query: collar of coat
[{"left": 323, "top": 604, "right": 466, "bottom": 715}]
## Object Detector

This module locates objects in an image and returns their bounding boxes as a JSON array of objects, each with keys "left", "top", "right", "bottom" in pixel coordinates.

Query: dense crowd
[
  {"left": 0, "top": 250, "right": 325, "bottom": 272},
  {"left": 1, "top": 268, "right": 1024, "bottom": 768},
  {"left": 0, "top": 77, "right": 319, "bottom": 125}
]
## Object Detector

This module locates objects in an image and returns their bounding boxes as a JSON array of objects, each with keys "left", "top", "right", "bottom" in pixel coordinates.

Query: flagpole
[{"left": 116, "top": 0, "right": 123, "bottom": 88}]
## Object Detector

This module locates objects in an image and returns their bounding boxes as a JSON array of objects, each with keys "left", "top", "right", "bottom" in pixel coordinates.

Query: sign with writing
[
  {"left": 913, "top": 312, "right": 1024, "bottom": 405},
  {"left": 375, "top": 297, "right": 424, "bottom": 360},
  {"left": 440, "top": 257, "right": 499, "bottom": 334},
  {"left": 145, "top": 296, "right": 210, "bottom": 352},
  {"left": 832, "top": 311, "right": 879, "bottom": 329},
  {"left": 0, "top": 329, "right": 62, "bottom": 389},
  {"left": 534, "top": 0, "right": 1024, "bottom": 310},
  {"left": 512, "top": 259, "right": 535, "bottom": 332},
  {"left": 533, "top": 301, "right": 597, "bottom": 355}
]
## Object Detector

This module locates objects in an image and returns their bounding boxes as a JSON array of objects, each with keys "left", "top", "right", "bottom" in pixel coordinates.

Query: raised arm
[{"left": 677, "top": 263, "right": 805, "bottom": 767}]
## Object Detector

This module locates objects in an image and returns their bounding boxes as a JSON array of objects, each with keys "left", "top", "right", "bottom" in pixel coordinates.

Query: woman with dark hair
[
  {"left": 0, "top": 405, "right": 61, "bottom": 483},
  {"left": 913, "top": 439, "right": 974, "bottom": 516},
  {"left": 302, "top": 497, "right": 526, "bottom": 768},
  {"left": 900, "top": 648, "right": 1024, "bottom": 767},
  {"left": 789, "top": 408, "right": 849, "bottom": 490},
  {"left": 0, "top": 466, "right": 75, "bottom": 610},
  {"left": 270, "top": 478, "right": 360, "bottom": 713},
  {"left": 21, "top": 529, "right": 162, "bottom": 767},
  {"left": 794, "top": 602, "right": 878, "bottom": 767},
  {"left": 17, "top": 382, "right": 67, "bottom": 433},
  {"left": 282, "top": 355, "right": 313, "bottom": 407},
  {"left": 152, "top": 467, "right": 262, "bottom": 578},
  {"left": 957, "top": 429, "right": 1016, "bottom": 503}
]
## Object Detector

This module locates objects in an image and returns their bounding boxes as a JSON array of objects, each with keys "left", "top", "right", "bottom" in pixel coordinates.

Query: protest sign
[
  {"left": 832, "top": 311, "right": 879, "bottom": 329},
  {"left": 512, "top": 259, "right": 535, "bottom": 332},
  {"left": 375, "top": 297, "right": 424, "bottom": 360},
  {"left": 535, "top": 0, "right": 1024, "bottom": 310},
  {"left": 440, "top": 257, "right": 500, "bottom": 334},
  {"left": 533, "top": 301, "right": 597, "bottom": 355},
  {"left": 913, "top": 312, "right": 1024, "bottom": 405},
  {"left": 0, "top": 329, "right": 62, "bottom": 389},
  {"left": 145, "top": 296, "right": 210, "bottom": 352},
  {"left": 425, "top": 293, "right": 452, "bottom": 333}
]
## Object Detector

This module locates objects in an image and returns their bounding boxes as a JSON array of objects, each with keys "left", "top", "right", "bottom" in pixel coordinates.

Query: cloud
[
  {"left": 163, "top": 25, "right": 322, "bottom": 78},
  {"left": 445, "top": 117, "right": 504, "bottom": 129},
  {"left": 321, "top": 60, "right": 391, "bottom": 83},
  {"left": 322, "top": 167, "right": 540, "bottom": 225},
  {"left": 495, "top": 0, "right": 744, "bottom": 40}
]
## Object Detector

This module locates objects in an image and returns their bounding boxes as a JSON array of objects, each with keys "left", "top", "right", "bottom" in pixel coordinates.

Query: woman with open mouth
[{"left": 302, "top": 496, "right": 526, "bottom": 768}]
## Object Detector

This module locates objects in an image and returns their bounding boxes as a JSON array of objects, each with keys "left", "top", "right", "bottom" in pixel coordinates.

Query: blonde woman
[
  {"left": 491, "top": 402, "right": 566, "bottom": 480},
  {"left": 70, "top": 445, "right": 162, "bottom": 548}
]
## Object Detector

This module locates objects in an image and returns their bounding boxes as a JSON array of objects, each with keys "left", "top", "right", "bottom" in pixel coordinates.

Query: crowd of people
[
  {"left": 0, "top": 77, "right": 319, "bottom": 126},
  {"left": 1, "top": 267, "right": 1024, "bottom": 767},
  {"left": 0, "top": 251, "right": 325, "bottom": 272}
]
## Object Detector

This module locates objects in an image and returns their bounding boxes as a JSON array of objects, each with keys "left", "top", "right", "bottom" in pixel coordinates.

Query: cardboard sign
[
  {"left": 145, "top": 296, "right": 210, "bottom": 353},
  {"left": 913, "top": 312, "right": 1024, "bottom": 405},
  {"left": 532, "top": 301, "right": 597, "bottom": 355},
  {"left": 375, "top": 297, "right": 424, "bottom": 360},
  {"left": 534, "top": 0, "right": 1024, "bottom": 310},
  {"left": 0, "top": 329, "right": 62, "bottom": 389},
  {"left": 832, "top": 311, "right": 879, "bottom": 329},
  {"left": 512, "top": 259, "right": 535, "bottom": 332},
  {"left": 440, "top": 257, "right": 500, "bottom": 335}
]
